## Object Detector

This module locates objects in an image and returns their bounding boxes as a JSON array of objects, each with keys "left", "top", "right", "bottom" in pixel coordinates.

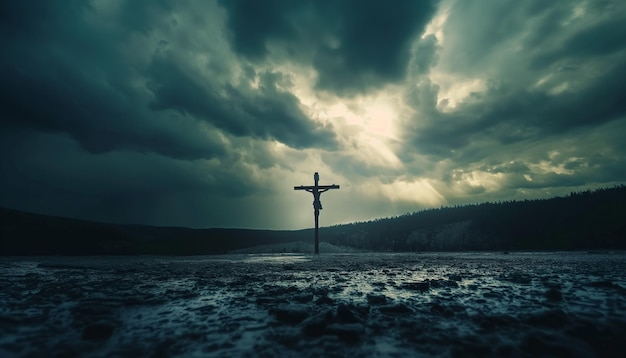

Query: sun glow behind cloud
[
  {"left": 286, "top": 68, "right": 405, "bottom": 171},
  {"left": 1, "top": 0, "right": 625, "bottom": 230}
]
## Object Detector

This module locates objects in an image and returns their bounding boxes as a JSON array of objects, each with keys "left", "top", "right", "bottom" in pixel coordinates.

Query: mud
[{"left": 1, "top": 252, "right": 625, "bottom": 357}]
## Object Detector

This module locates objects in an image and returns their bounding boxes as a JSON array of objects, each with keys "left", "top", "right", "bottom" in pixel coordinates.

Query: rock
[
  {"left": 428, "top": 279, "right": 443, "bottom": 288},
  {"left": 521, "top": 332, "right": 576, "bottom": 357},
  {"left": 256, "top": 297, "right": 288, "bottom": 305},
  {"left": 544, "top": 287, "right": 563, "bottom": 302},
  {"left": 268, "top": 286, "right": 300, "bottom": 296},
  {"left": 451, "top": 341, "right": 493, "bottom": 356},
  {"left": 315, "top": 296, "right": 334, "bottom": 305},
  {"left": 366, "top": 294, "right": 387, "bottom": 305},
  {"left": 482, "top": 291, "right": 503, "bottom": 299},
  {"left": 82, "top": 321, "right": 115, "bottom": 341},
  {"left": 429, "top": 279, "right": 459, "bottom": 288},
  {"left": 293, "top": 294, "right": 314, "bottom": 303},
  {"left": 402, "top": 282, "right": 430, "bottom": 291},
  {"left": 473, "top": 314, "right": 518, "bottom": 331},
  {"left": 430, "top": 302, "right": 455, "bottom": 317},
  {"left": 587, "top": 280, "right": 616, "bottom": 289},
  {"left": 505, "top": 273, "right": 532, "bottom": 284},
  {"left": 326, "top": 323, "right": 365, "bottom": 343},
  {"left": 524, "top": 309, "right": 569, "bottom": 328},
  {"left": 302, "top": 311, "right": 333, "bottom": 337},
  {"left": 336, "top": 304, "right": 362, "bottom": 324},
  {"left": 313, "top": 287, "right": 329, "bottom": 296},
  {"left": 379, "top": 303, "right": 413, "bottom": 314},
  {"left": 270, "top": 305, "right": 309, "bottom": 324}
]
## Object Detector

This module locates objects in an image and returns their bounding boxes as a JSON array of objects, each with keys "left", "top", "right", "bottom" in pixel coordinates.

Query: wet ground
[{"left": 1, "top": 252, "right": 625, "bottom": 357}]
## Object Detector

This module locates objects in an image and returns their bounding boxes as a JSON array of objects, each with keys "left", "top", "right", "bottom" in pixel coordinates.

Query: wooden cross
[{"left": 294, "top": 172, "right": 340, "bottom": 254}]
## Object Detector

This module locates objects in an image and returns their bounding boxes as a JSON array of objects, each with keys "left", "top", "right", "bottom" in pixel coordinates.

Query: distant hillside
[
  {"left": 320, "top": 185, "right": 626, "bottom": 251},
  {"left": 0, "top": 208, "right": 309, "bottom": 255},
  {"left": 2, "top": 185, "right": 625, "bottom": 255}
]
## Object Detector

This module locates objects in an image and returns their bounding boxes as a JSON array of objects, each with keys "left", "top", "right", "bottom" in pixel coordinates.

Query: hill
[
  {"left": 321, "top": 185, "right": 626, "bottom": 251},
  {"left": 1, "top": 185, "right": 625, "bottom": 255},
  {"left": 0, "top": 208, "right": 309, "bottom": 255}
]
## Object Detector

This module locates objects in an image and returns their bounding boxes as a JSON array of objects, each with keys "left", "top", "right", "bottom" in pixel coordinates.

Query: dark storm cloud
[
  {"left": 0, "top": 56, "right": 224, "bottom": 160},
  {"left": 0, "top": 0, "right": 336, "bottom": 159},
  {"left": 3, "top": 0, "right": 623, "bottom": 230},
  {"left": 408, "top": 59, "right": 626, "bottom": 158},
  {"left": 217, "top": 0, "right": 299, "bottom": 59},
  {"left": 531, "top": 12, "right": 626, "bottom": 68},
  {"left": 438, "top": 0, "right": 580, "bottom": 74},
  {"left": 0, "top": 1, "right": 225, "bottom": 160},
  {"left": 0, "top": 0, "right": 341, "bottom": 228},
  {"left": 146, "top": 55, "right": 337, "bottom": 149},
  {"left": 406, "top": 62, "right": 626, "bottom": 162},
  {"left": 219, "top": 0, "right": 439, "bottom": 95},
  {"left": 403, "top": 0, "right": 626, "bottom": 161},
  {"left": 410, "top": 35, "right": 440, "bottom": 76},
  {"left": 311, "top": 0, "right": 439, "bottom": 94},
  {"left": 0, "top": 128, "right": 270, "bottom": 228}
]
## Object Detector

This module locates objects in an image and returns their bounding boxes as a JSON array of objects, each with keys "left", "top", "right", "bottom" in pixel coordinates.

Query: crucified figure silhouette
[{"left": 294, "top": 172, "right": 340, "bottom": 254}]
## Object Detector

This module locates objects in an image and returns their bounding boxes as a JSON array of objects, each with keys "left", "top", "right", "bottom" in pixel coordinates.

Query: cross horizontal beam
[{"left": 294, "top": 184, "right": 340, "bottom": 190}]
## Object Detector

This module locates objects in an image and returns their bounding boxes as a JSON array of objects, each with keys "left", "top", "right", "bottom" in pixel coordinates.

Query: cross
[{"left": 294, "top": 172, "right": 340, "bottom": 254}]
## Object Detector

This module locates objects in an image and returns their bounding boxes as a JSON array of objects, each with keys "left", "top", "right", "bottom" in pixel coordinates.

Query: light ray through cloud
[{"left": 1, "top": 0, "right": 625, "bottom": 229}]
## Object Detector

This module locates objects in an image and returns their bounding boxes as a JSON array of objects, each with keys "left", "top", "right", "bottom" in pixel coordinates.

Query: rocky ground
[{"left": 1, "top": 252, "right": 625, "bottom": 357}]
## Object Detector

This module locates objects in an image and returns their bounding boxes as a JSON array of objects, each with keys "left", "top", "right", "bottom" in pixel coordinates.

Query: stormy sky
[{"left": 1, "top": 0, "right": 625, "bottom": 230}]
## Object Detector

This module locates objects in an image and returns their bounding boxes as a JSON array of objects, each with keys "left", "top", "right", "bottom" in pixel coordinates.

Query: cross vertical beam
[{"left": 294, "top": 172, "right": 340, "bottom": 254}]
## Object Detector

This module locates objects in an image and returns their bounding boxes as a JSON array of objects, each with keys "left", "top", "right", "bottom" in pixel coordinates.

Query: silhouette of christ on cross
[{"left": 294, "top": 172, "right": 340, "bottom": 254}]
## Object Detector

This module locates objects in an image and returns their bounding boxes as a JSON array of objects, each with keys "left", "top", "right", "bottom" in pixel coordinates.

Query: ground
[{"left": 1, "top": 252, "right": 625, "bottom": 357}]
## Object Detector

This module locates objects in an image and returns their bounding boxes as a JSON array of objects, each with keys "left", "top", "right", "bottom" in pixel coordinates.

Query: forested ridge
[
  {"left": 321, "top": 185, "right": 626, "bottom": 251},
  {"left": 1, "top": 185, "right": 625, "bottom": 255}
]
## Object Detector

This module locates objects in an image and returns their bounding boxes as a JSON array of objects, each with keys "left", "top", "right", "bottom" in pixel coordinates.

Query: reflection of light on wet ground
[
  {"left": 241, "top": 253, "right": 312, "bottom": 264},
  {"left": 2, "top": 252, "right": 626, "bottom": 357}
]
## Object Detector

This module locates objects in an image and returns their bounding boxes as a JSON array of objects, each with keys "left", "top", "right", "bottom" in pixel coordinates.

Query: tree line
[
  {"left": 319, "top": 185, "right": 626, "bottom": 251},
  {"left": 2, "top": 185, "right": 625, "bottom": 255}
]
